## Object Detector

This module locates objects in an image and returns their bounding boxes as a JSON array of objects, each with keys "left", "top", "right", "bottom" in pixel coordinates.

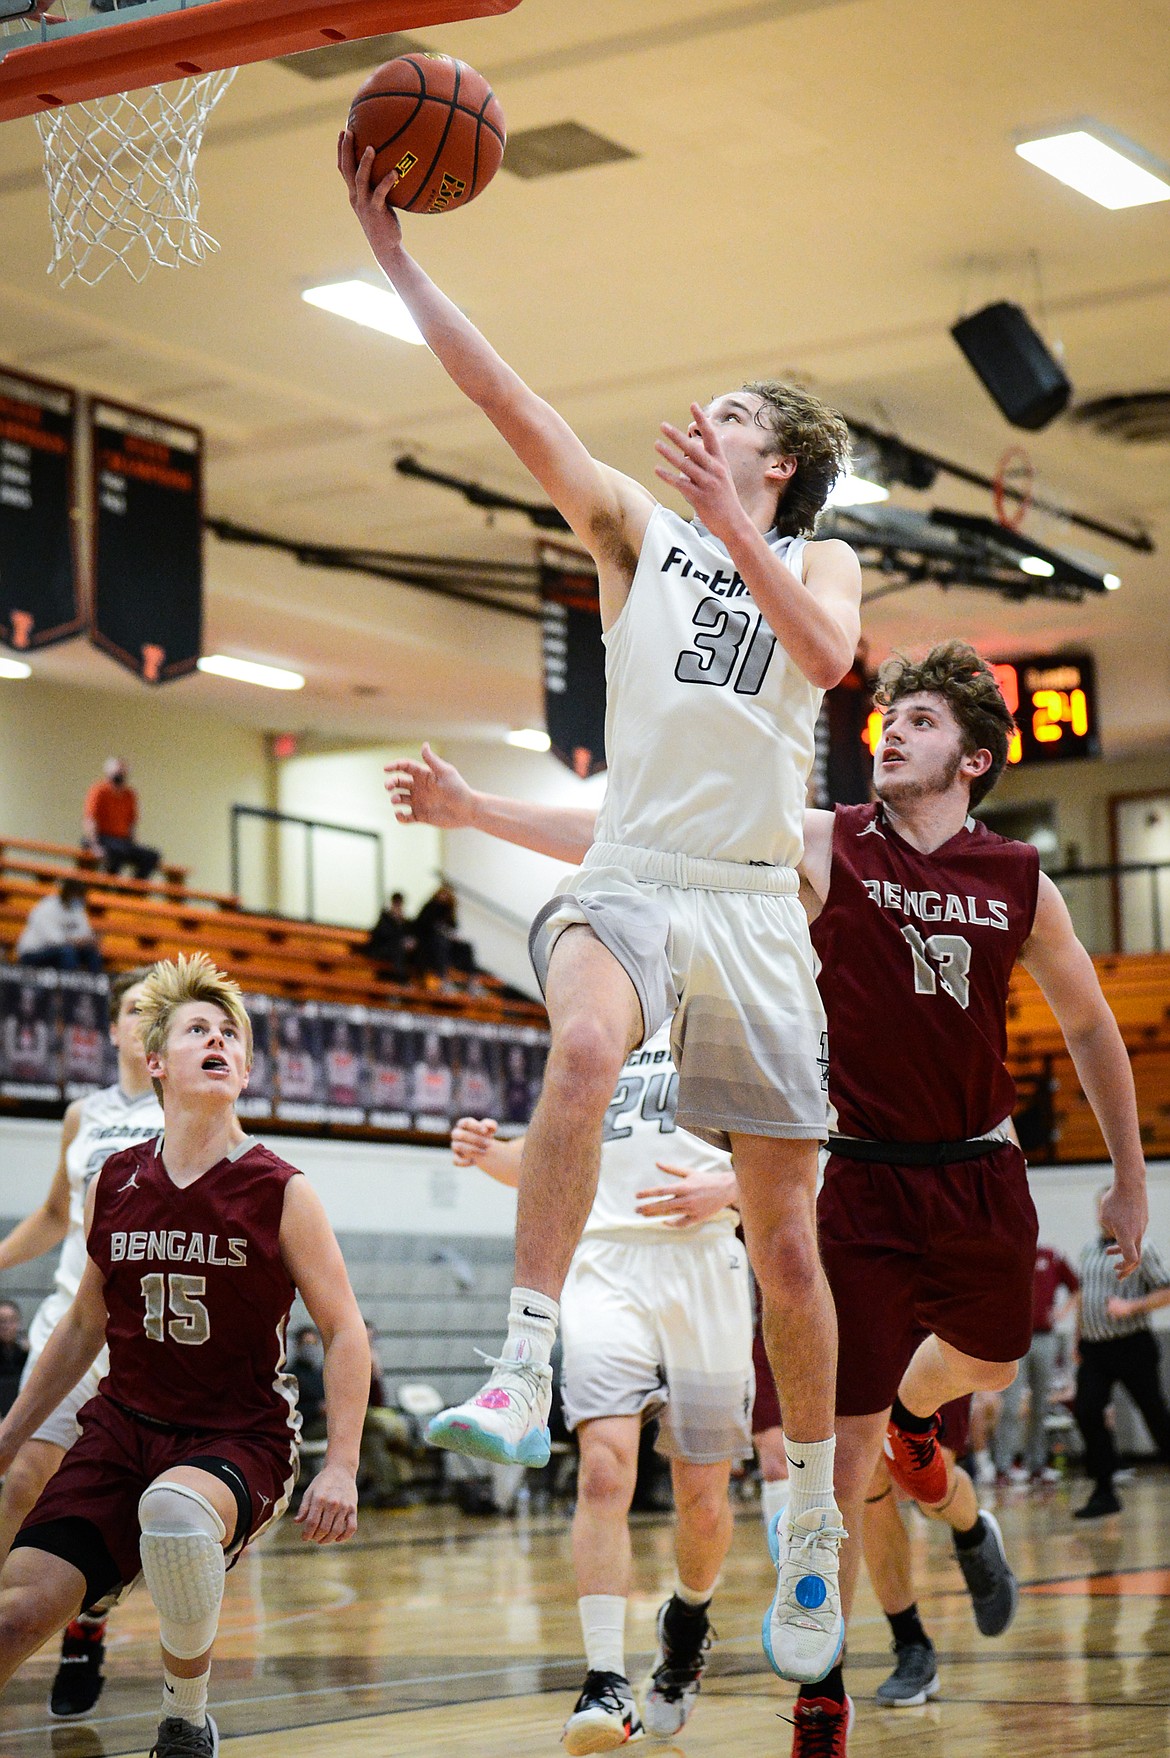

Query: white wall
[
  {"left": 274, "top": 745, "right": 441, "bottom": 927},
  {"left": 0, "top": 676, "right": 269, "bottom": 895}
]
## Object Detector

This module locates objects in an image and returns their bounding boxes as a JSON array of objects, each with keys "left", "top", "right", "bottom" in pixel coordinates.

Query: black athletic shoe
[
  {"left": 148, "top": 1714, "right": 219, "bottom": 1757},
  {"left": 1074, "top": 1486, "right": 1122, "bottom": 1520},
  {"left": 644, "top": 1598, "right": 712, "bottom": 1736},
  {"left": 562, "top": 1671, "right": 644, "bottom": 1753},
  {"left": 48, "top": 1619, "right": 106, "bottom": 1719},
  {"left": 953, "top": 1509, "right": 1018, "bottom": 1637},
  {"left": 875, "top": 1639, "right": 940, "bottom": 1706}
]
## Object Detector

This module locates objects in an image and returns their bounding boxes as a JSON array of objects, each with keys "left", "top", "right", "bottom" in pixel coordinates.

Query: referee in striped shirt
[{"left": 1073, "top": 1187, "right": 1170, "bottom": 1519}]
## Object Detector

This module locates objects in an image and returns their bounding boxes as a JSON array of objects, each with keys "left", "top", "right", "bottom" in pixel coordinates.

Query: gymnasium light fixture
[
  {"left": 506, "top": 728, "right": 551, "bottom": 751},
  {"left": 1104, "top": 573, "right": 1122, "bottom": 590},
  {"left": 197, "top": 655, "right": 305, "bottom": 690},
  {"left": 826, "top": 473, "right": 889, "bottom": 507},
  {"left": 1016, "top": 127, "right": 1170, "bottom": 209},
  {"left": 302, "top": 279, "right": 427, "bottom": 344},
  {"left": 0, "top": 657, "right": 31, "bottom": 679},
  {"left": 1019, "top": 555, "right": 1056, "bottom": 578}
]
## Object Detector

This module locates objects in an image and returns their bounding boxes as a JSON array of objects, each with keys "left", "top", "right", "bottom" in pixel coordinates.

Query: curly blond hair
[
  {"left": 874, "top": 639, "right": 1016, "bottom": 808},
  {"left": 137, "top": 954, "right": 253, "bottom": 1098},
  {"left": 741, "top": 380, "right": 852, "bottom": 536}
]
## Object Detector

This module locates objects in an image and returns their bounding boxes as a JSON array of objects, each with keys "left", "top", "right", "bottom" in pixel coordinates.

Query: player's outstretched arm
[
  {"left": 0, "top": 1256, "right": 107, "bottom": 1474},
  {"left": 451, "top": 1116, "right": 524, "bottom": 1186},
  {"left": 386, "top": 744, "right": 597, "bottom": 862},
  {"left": 1021, "top": 874, "right": 1148, "bottom": 1272},
  {"left": 656, "top": 402, "right": 860, "bottom": 688},
  {"left": 339, "top": 134, "right": 652, "bottom": 609},
  {"left": 279, "top": 1177, "right": 367, "bottom": 1543},
  {"left": 0, "top": 1102, "right": 77, "bottom": 1273}
]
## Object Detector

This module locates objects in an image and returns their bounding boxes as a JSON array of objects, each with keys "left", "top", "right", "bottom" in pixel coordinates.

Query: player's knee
[
  {"left": 674, "top": 1479, "right": 728, "bottom": 1542},
  {"left": 577, "top": 1444, "right": 636, "bottom": 1511},
  {"left": 0, "top": 1584, "right": 58, "bottom": 1659},
  {"left": 0, "top": 1451, "right": 54, "bottom": 1527},
  {"left": 969, "top": 1358, "right": 1018, "bottom": 1393},
  {"left": 753, "top": 1234, "right": 821, "bottom": 1310},
  {"left": 138, "top": 1480, "right": 227, "bottom": 1660},
  {"left": 546, "top": 1017, "right": 625, "bottom": 1113}
]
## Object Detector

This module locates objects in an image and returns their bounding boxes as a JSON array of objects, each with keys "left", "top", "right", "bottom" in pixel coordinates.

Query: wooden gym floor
[{"left": 0, "top": 1473, "right": 1167, "bottom": 1757}]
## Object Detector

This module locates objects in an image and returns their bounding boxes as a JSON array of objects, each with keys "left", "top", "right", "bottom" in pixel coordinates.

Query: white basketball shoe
[
  {"left": 426, "top": 1341, "right": 552, "bottom": 1467},
  {"left": 762, "top": 1504, "right": 847, "bottom": 1685}
]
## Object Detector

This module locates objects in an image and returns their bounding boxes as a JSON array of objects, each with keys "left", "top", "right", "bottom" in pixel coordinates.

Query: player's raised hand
[
  {"left": 1100, "top": 1179, "right": 1146, "bottom": 1278},
  {"left": 451, "top": 1116, "right": 498, "bottom": 1167},
  {"left": 338, "top": 128, "right": 403, "bottom": 256},
  {"left": 654, "top": 403, "right": 742, "bottom": 542},
  {"left": 294, "top": 1461, "right": 358, "bottom": 1544},
  {"left": 635, "top": 1162, "right": 738, "bottom": 1227},
  {"left": 385, "top": 743, "right": 475, "bottom": 828}
]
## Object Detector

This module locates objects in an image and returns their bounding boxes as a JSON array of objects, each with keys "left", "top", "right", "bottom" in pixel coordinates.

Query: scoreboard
[{"left": 991, "top": 652, "right": 1100, "bottom": 765}]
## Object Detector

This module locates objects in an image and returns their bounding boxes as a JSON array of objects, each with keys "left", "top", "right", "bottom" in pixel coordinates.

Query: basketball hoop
[
  {"left": 36, "top": 68, "right": 235, "bottom": 285},
  {"left": 992, "top": 445, "right": 1034, "bottom": 532}
]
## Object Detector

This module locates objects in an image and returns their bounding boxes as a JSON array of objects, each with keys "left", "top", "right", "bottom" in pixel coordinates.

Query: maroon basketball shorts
[
  {"left": 751, "top": 1322, "right": 783, "bottom": 1434},
  {"left": 13, "top": 1393, "right": 297, "bottom": 1611},
  {"left": 818, "top": 1143, "right": 1037, "bottom": 1419},
  {"left": 938, "top": 1394, "right": 971, "bottom": 1457}
]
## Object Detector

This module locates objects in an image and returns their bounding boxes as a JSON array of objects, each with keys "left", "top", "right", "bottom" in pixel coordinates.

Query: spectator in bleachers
[
  {"left": 289, "top": 1323, "right": 327, "bottom": 1440},
  {"left": 15, "top": 878, "right": 103, "bottom": 973},
  {"left": 410, "top": 884, "right": 473, "bottom": 983},
  {"left": 82, "top": 757, "right": 159, "bottom": 880},
  {"left": 0, "top": 1301, "right": 27, "bottom": 1418},
  {"left": 359, "top": 1321, "right": 413, "bottom": 1507},
  {"left": 365, "top": 890, "right": 413, "bottom": 980}
]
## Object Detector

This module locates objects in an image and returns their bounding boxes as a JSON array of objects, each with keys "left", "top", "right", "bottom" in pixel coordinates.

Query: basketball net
[{"left": 36, "top": 68, "right": 236, "bottom": 285}]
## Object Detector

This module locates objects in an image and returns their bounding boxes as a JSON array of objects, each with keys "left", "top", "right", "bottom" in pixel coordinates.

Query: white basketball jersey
[
  {"left": 28, "top": 1083, "right": 163, "bottom": 1356},
  {"left": 593, "top": 505, "right": 822, "bottom": 868},
  {"left": 584, "top": 1024, "right": 735, "bottom": 1241}
]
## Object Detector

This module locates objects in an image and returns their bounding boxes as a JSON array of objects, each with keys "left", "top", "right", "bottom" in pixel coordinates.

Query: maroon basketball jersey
[
  {"left": 812, "top": 804, "right": 1040, "bottom": 1142},
  {"left": 87, "top": 1137, "right": 301, "bottom": 1441}
]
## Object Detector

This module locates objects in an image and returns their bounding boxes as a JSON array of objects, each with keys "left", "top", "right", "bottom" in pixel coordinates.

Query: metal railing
[
  {"left": 1051, "top": 858, "right": 1170, "bottom": 955},
  {"left": 230, "top": 804, "right": 384, "bottom": 926}
]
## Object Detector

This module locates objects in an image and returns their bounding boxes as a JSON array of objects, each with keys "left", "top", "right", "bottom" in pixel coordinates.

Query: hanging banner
[
  {"left": 0, "top": 967, "right": 60, "bottom": 1100},
  {"left": 0, "top": 367, "right": 82, "bottom": 653},
  {"left": 540, "top": 554, "right": 606, "bottom": 778},
  {"left": 90, "top": 399, "right": 203, "bottom": 683}
]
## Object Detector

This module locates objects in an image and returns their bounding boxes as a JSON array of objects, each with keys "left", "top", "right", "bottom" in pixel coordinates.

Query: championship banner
[
  {"left": 367, "top": 1011, "right": 412, "bottom": 1130},
  {"left": 0, "top": 367, "right": 82, "bottom": 653},
  {"left": 90, "top": 399, "right": 203, "bottom": 683},
  {"left": 273, "top": 998, "right": 325, "bottom": 1124},
  {"left": 540, "top": 553, "right": 607, "bottom": 778},
  {"left": 408, "top": 1018, "right": 459, "bottom": 1136},
  {"left": 238, "top": 993, "right": 274, "bottom": 1121},
  {"left": 0, "top": 967, "right": 60, "bottom": 1100},
  {"left": 60, "top": 971, "right": 113, "bottom": 1099},
  {"left": 811, "top": 658, "right": 874, "bottom": 808},
  {"left": 320, "top": 1002, "right": 367, "bottom": 1126}
]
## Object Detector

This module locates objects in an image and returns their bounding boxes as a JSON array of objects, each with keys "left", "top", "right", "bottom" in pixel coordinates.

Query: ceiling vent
[
  {"left": 1070, "top": 391, "right": 1170, "bottom": 443},
  {"left": 277, "top": 31, "right": 428, "bottom": 81},
  {"left": 503, "top": 121, "right": 636, "bottom": 180}
]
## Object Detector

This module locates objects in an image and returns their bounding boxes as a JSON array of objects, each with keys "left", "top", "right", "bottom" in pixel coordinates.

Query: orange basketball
[{"left": 347, "top": 54, "right": 506, "bottom": 216}]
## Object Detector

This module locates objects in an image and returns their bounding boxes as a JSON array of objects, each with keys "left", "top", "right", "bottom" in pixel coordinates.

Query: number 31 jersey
[
  {"left": 87, "top": 1137, "right": 301, "bottom": 1442},
  {"left": 812, "top": 803, "right": 1040, "bottom": 1143},
  {"left": 593, "top": 504, "right": 820, "bottom": 867}
]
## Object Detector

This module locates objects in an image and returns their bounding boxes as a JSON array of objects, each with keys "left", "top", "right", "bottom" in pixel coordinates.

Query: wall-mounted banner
[
  {"left": 540, "top": 554, "right": 607, "bottom": 778},
  {"left": 0, "top": 367, "right": 82, "bottom": 653},
  {"left": 90, "top": 399, "right": 203, "bottom": 683}
]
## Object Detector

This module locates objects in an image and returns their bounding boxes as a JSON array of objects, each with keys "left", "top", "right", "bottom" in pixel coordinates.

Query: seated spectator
[
  {"left": 410, "top": 884, "right": 473, "bottom": 983},
  {"left": 0, "top": 1299, "right": 28, "bottom": 1417},
  {"left": 15, "top": 878, "right": 103, "bottom": 973},
  {"left": 365, "top": 890, "right": 413, "bottom": 979},
  {"left": 359, "top": 1320, "right": 413, "bottom": 1506},
  {"left": 83, "top": 756, "right": 160, "bottom": 880},
  {"left": 289, "top": 1323, "right": 327, "bottom": 1440}
]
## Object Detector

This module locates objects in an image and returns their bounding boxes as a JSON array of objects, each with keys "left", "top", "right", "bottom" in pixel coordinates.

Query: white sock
[
  {"left": 784, "top": 1435, "right": 837, "bottom": 1518},
  {"left": 161, "top": 1665, "right": 209, "bottom": 1728},
  {"left": 503, "top": 1286, "right": 559, "bottom": 1367},
  {"left": 761, "top": 1476, "right": 791, "bottom": 1530},
  {"left": 578, "top": 1594, "right": 626, "bottom": 1676},
  {"left": 674, "top": 1575, "right": 717, "bottom": 1607}
]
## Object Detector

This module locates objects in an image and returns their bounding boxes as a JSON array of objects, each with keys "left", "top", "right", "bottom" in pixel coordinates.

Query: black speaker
[{"left": 950, "top": 301, "right": 1072, "bottom": 431}]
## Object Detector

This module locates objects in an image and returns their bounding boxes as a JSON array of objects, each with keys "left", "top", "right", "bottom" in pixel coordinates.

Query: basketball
[{"left": 347, "top": 54, "right": 506, "bottom": 216}]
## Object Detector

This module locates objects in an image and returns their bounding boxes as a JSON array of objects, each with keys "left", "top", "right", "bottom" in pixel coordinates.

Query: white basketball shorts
[
  {"left": 559, "top": 1228, "right": 754, "bottom": 1464},
  {"left": 22, "top": 1295, "right": 107, "bottom": 1452}
]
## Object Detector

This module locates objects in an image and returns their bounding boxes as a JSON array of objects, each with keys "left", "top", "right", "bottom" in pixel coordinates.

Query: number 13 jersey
[
  {"left": 87, "top": 1137, "right": 301, "bottom": 1441},
  {"left": 593, "top": 505, "right": 819, "bottom": 867},
  {"left": 812, "top": 803, "right": 1040, "bottom": 1143}
]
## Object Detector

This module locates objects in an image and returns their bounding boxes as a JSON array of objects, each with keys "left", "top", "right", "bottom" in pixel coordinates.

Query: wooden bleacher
[
  {"left": 0, "top": 836, "right": 545, "bottom": 1026},
  {"left": 1006, "top": 951, "right": 1170, "bottom": 1162}
]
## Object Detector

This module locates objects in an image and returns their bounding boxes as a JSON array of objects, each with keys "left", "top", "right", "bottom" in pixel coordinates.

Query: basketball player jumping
[
  {"left": 0, "top": 954, "right": 369, "bottom": 1758},
  {"left": 0, "top": 966, "right": 161, "bottom": 1720},
  {"left": 387, "top": 638, "right": 1148, "bottom": 1755},
  {"left": 342, "top": 132, "right": 861, "bottom": 1686},
  {"left": 455, "top": 1018, "right": 750, "bottom": 1751}
]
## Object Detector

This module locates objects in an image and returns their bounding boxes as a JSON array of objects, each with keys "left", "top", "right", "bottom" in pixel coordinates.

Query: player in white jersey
[
  {"left": 454, "top": 1020, "right": 751, "bottom": 1752},
  {"left": 344, "top": 135, "right": 861, "bottom": 1685},
  {"left": 0, "top": 966, "right": 160, "bottom": 1717}
]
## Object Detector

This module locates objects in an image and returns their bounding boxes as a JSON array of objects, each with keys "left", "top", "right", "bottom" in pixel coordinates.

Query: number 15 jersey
[
  {"left": 87, "top": 1137, "right": 301, "bottom": 1442},
  {"left": 812, "top": 803, "right": 1040, "bottom": 1143},
  {"left": 593, "top": 505, "right": 820, "bottom": 868}
]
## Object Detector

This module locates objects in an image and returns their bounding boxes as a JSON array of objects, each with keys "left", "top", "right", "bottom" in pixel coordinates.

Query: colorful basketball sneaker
[
  {"left": 49, "top": 1616, "right": 107, "bottom": 1718},
  {"left": 643, "top": 1598, "right": 711, "bottom": 1736},
  {"left": 763, "top": 1505, "right": 847, "bottom": 1685},
  {"left": 789, "top": 1693, "right": 853, "bottom": 1757},
  {"left": 562, "top": 1670, "right": 644, "bottom": 1754},
  {"left": 883, "top": 1412, "right": 949, "bottom": 1504},
  {"left": 426, "top": 1342, "right": 552, "bottom": 1467}
]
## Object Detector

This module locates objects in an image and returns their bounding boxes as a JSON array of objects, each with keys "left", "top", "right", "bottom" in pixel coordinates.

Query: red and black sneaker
[
  {"left": 884, "top": 1413, "right": 949, "bottom": 1504},
  {"left": 790, "top": 1693, "right": 853, "bottom": 1757},
  {"left": 49, "top": 1616, "right": 107, "bottom": 1719}
]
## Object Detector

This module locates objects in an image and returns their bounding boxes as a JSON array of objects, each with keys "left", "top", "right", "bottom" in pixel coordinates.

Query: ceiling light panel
[
  {"left": 1016, "top": 127, "right": 1170, "bottom": 209},
  {"left": 197, "top": 655, "right": 305, "bottom": 690},
  {"left": 302, "top": 281, "right": 427, "bottom": 345}
]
